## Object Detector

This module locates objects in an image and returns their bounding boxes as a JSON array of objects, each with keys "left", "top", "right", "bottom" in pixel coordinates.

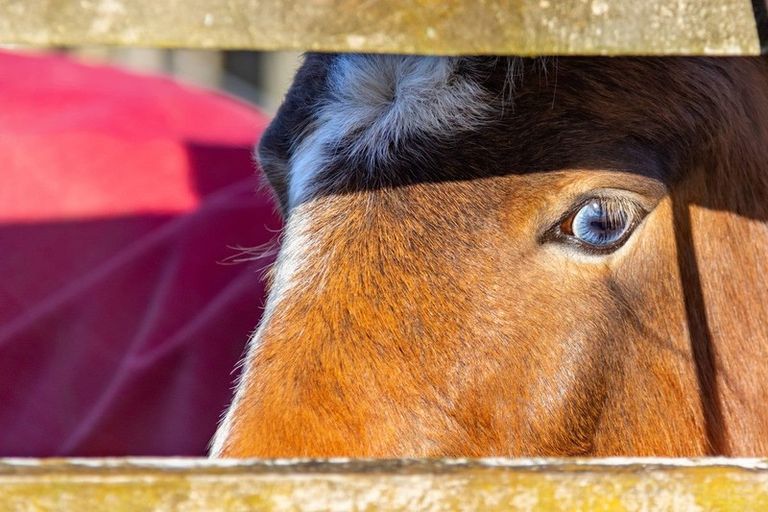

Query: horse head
[{"left": 212, "top": 55, "right": 768, "bottom": 457}]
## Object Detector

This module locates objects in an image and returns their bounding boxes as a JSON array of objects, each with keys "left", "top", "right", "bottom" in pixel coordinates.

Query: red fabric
[{"left": 0, "top": 51, "right": 280, "bottom": 456}]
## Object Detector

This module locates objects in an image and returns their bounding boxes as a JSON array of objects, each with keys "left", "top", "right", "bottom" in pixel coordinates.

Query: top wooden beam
[{"left": 0, "top": 0, "right": 764, "bottom": 55}]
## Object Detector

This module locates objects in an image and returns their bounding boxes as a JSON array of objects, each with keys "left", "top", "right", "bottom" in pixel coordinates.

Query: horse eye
[{"left": 559, "top": 197, "right": 642, "bottom": 252}]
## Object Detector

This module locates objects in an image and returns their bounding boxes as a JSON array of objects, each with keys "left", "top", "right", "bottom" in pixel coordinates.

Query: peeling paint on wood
[
  {"left": 0, "top": 0, "right": 762, "bottom": 55},
  {"left": 1, "top": 458, "right": 768, "bottom": 511}
]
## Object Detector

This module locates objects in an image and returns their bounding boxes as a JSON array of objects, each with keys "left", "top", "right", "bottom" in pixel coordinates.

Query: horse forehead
[
  {"left": 324, "top": 55, "right": 489, "bottom": 127},
  {"left": 287, "top": 55, "right": 494, "bottom": 207}
]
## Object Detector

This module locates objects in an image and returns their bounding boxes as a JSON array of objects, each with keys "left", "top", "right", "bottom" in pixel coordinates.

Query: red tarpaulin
[{"left": 0, "top": 51, "right": 280, "bottom": 456}]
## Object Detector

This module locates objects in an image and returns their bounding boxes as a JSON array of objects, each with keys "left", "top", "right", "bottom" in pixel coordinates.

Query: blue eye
[
  {"left": 566, "top": 198, "right": 634, "bottom": 249},
  {"left": 542, "top": 194, "right": 646, "bottom": 254}
]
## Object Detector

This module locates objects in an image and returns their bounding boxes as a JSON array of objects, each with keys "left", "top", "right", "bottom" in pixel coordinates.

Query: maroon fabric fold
[{"left": 0, "top": 51, "right": 280, "bottom": 456}]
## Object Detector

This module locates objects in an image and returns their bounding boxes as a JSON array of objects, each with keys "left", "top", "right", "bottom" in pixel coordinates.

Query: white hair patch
[{"left": 288, "top": 55, "right": 494, "bottom": 208}]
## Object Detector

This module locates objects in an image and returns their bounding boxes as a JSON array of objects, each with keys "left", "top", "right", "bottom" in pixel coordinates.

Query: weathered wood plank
[
  {"left": 1, "top": 458, "right": 767, "bottom": 511},
  {"left": 0, "top": 0, "right": 762, "bottom": 55}
]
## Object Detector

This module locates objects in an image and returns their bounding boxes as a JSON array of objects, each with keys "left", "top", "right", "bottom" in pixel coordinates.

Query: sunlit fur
[{"left": 211, "top": 55, "right": 768, "bottom": 457}]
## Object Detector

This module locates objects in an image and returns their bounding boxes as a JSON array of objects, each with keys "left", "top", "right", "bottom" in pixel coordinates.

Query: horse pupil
[{"left": 590, "top": 218, "right": 609, "bottom": 232}]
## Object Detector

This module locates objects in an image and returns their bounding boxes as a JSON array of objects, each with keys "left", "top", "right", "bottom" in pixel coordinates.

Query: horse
[{"left": 210, "top": 55, "right": 768, "bottom": 457}]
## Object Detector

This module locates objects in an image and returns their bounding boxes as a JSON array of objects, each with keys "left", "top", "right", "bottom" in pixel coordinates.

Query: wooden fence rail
[
  {"left": 1, "top": 458, "right": 767, "bottom": 511},
  {"left": 0, "top": 0, "right": 764, "bottom": 55}
]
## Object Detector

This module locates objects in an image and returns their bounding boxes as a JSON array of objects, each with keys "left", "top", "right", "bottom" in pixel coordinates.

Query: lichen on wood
[
  {"left": 1, "top": 458, "right": 768, "bottom": 511},
  {"left": 0, "top": 0, "right": 762, "bottom": 55}
]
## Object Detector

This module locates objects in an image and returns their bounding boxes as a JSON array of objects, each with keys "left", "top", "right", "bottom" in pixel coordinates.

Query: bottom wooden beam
[{"left": 0, "top": 458, "right": 766, "bottom": 511}]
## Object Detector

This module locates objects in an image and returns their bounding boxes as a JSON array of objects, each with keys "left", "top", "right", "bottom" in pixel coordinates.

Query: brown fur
[{"left": 214, "top": 57, "right": 768, "bottom": 457}]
